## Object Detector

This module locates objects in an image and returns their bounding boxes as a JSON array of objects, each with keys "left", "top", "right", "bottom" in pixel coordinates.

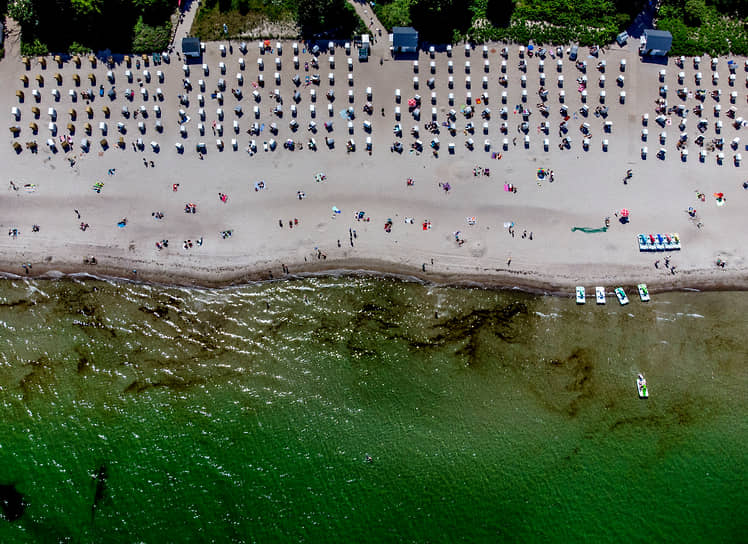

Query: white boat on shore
[
  {"left": 638, "top": 283, "right": 650, "bottom": 302},
  {"left": 595, "top": 286, "right": 606, "bottom": 304},
  {"left": 615, "top": 287, "right": 629, "bottom": 305},
  {"left": 576, "top": 286, "right": 585, "bottom": 304},
  {"left": 637, "top": 374, "right": 649, "bottom": 398}
]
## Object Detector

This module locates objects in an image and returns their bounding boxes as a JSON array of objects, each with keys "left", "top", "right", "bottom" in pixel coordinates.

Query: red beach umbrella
[{"left": 620, "top": 208, "right": 630, "bottom": 217}]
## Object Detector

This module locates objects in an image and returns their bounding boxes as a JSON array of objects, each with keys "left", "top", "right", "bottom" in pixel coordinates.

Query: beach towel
[{"left": 571, "top": 226, "right": 608, "bottom": 233}]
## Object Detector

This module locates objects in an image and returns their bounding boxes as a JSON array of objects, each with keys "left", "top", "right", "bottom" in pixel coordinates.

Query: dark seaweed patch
[
  {"left": 532, "top": 348, "right": 597, "bottom": 418},
  {"left": 609, "top": 414, "right": 663, "bottom": 431},
  {"left": 91, "top": 464, "right": 108, "bottom": 523},
  {"left": 74, "top": 345, "right": 91, "bottom": 374},
  {"left": 0, "top": 484, "right": 26, "bottom": 521},
  {"left": 0, "top": 299, "right": 34, "bottom": 310},
  {"left": 138, "top": 305, "right": 170, "bottom": 319},
  {"left": 18, "top": 356, "right": 55, "bottom": 401},
  {"left": 123, "top": 375, "right": 207, "bottom": 394}
]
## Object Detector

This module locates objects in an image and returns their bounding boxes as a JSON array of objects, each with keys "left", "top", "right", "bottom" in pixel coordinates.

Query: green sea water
[{"left": 0, "top": 277, "right": 745, "bottom": 543}]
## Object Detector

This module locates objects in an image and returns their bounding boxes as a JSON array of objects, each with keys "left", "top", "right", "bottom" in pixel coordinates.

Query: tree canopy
[{"left": 7, "top": 0, "right": 175, "bottom": 54}]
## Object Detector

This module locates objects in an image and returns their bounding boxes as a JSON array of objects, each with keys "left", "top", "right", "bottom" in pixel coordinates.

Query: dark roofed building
[
  {"left": 641, "top": 29, "right": 672, "bottom": 57},
  {"left": 182, "top": 37, "right": 201, "bottom": 58},
  {"left": 393, "top": 27, "right": 418, "bottom": 57}
]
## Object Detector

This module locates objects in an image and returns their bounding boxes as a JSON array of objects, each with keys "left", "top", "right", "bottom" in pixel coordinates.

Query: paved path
[
  {"left": 347, "top": 0, "right": 388, "bottom": 60},
  {"left": 172, "top": 0, "right": 201, "bottom": 47}
]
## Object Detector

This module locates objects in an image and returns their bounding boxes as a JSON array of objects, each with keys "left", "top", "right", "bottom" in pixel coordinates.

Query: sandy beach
[{"left": 1, "top": 7, "right": 747, "bottom": 294}]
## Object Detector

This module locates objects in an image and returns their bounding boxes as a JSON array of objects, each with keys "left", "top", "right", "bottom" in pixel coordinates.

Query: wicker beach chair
[
  {"left": 16, "top": 90, "right": 24, "bottom": 101},
  {"left": 19, "top": 74, "right": 28, "bottom": 86},
  {"left": 31, "top": 106, "right": 40, "bottom": 118},
  {"left": 89, "top": 55, "right": 96, "bottom": 68},
  {"left": 38, "top": 57, "right": 46, "bottom": 69},
  {"left": 84, "top": 122, "right": 92, "bottom": 135},
  {"left": 86, "top": 106, "right": 93, "bottom": 118},
  {"left": 88, "top": 73, "right": 96, "bottom": 84},
  {"left": 29, "top": 122, "right": 38, "bottom": 133},
  {"left": 69, "top": 108, "right": 76, "bottom": 120},
  {"left": 54, "top": 73, "right": 62, "bottom": 84},
  {"left": 72, "top": 55, "right": 81, "bottom": 68}
]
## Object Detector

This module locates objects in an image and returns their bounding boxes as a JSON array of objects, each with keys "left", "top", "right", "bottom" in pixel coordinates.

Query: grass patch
[
  {"left": 656, "top": 0, "right": 748, "bottom": 56},
  {"left": 132, "top": 16, "right": 173, "bottom": 54},
  {"left": 469, "top": 0, "right": 622, "bottom": 45},
  {"left": 373, "top": 0, "right": 413, "bottom": 30},
  {"left": 191, "top": 0, "right": 297, "bottom": 40}
]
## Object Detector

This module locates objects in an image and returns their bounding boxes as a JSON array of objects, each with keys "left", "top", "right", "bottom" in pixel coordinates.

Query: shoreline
[{"left": 2, "top": 257, "right": 746, "bottom": 296}]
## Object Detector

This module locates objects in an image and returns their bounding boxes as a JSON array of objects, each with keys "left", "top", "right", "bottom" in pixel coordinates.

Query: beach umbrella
[{"left": 620, "top": 208, "right": 629, "bottom": 218}]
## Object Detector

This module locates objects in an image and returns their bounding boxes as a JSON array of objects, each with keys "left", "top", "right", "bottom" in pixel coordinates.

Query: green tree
[
  {"left": 8, "top": 0, "right": 36, "bottom": 26},
  {"left": 410, "top": 0, "right": 472, "bottom": 42},
  {"left": 70, "top": 0, "right": 102, "bottom": 16},
  {"left": 132, "top": 0, "right": 174, "bottom": 22},
  {"left": 684, "top": 0, "right": 708, "bottom": 26},
  {"left": 486, "top": 0, "right": 516, "bottom": 27},
  {"left": 296, "top": 0, "right": 358, "bottom": 37}
]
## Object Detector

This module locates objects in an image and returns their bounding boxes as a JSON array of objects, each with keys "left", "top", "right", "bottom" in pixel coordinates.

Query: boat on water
[
  {"left": 638, "top": 283, "right": 650, "bottom": 302},
  {"left": 637, "top": 374, "right": 649, "bottom": 398},
  {"left": 595, "top": 286, "right": 606, "bottom": 304},
  {"left": 576, "top": 286, "right": 586, "bottom": 304},
  {"left": 615, "top": 287, "right": 629, "bottom": 305}
]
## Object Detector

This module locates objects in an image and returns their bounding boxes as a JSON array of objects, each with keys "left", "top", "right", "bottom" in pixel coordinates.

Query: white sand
[{"left": 1, "top": 25, "right": 747, "bottom": 293}]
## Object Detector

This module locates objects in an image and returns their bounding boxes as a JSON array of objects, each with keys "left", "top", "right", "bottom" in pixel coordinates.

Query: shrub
[
  {"left": 20, "top": 38, "right": 48, "bottom": 56},
  {"left": 132, "top": 16, "right": 171, "bottom": 53},
  {"left": 68, "top": 41, "right": 91, "bottom": 55}
]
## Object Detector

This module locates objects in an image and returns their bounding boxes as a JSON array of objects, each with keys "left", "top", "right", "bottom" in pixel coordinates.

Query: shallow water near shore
[{"left": 0, "top": 277, "right": 745, "bottom": 542}]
